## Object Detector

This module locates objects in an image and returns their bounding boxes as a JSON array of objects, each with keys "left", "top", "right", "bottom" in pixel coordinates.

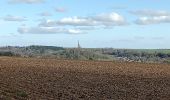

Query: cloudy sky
[{"left": 0, "top": 0, "right": 170, "bottom": 48}]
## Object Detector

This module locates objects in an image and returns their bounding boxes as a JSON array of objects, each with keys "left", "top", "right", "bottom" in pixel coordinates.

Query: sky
[{"left": 0, "top": 0, "right": 170, "bottom": 49}]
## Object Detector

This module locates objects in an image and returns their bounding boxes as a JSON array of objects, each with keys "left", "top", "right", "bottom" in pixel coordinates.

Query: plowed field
[{"left": 0, "top": 57, "right": 170, "bottom": 100}]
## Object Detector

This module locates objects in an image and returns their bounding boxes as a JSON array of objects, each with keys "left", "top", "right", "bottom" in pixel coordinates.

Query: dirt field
[{"left": 0, "top": 57, "right": 170, "bottom": 100}]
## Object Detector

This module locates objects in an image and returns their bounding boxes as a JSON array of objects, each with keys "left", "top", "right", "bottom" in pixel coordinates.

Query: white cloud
[
  {"left": 17, "top": 26, "right": 84, "bottom": 34},
  {"left": 18, "top": 26, "right": 64, "bottom": 34},
  {"left": 135, "top": 16, "right": 170, "bottom": 25},
  {"left": 130, "top": 9, "right": 170, "bottom": 17},
  {"left": 57, "top": 16, "right": 97, "bottom": 26},
  {"left": 131, "top": 10, "right": 170, "bottom": 25},
  {"left": 40, "top": 12, "right": 127, "bottom": 27},
  {"left": 8, "top": 0, "right": 44, "bottom": 4},
  {"left": 3, "top": 15, "right": 27, "bottom": 22},
  {"left": 39, "top": 19, "right": 57, "bottom": 27},
  {"left": 38, "top": 12, "right": 52, "bottom": 16},
  {"left": 74, "top": 26, "right": 97, "bottom": 30},
  {"left": 17, "top": 12, "right": 126, "bottom": 34},
  {"left": 93, "top": 12, "right": 126, "bottom": 26},
  {"left": 55, "top": 8, "right": 67, "bottom": 13},
  {"left": 67, "top": 29, "right": 83, "bottom": 34}
]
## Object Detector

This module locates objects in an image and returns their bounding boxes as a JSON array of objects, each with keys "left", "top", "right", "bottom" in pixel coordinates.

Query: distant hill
[
  {"left": 0, "top": 45, "right": 113, "bottom": 61},
  {"left": 0, "top": 45, "right": 170, "bottom": 63}
]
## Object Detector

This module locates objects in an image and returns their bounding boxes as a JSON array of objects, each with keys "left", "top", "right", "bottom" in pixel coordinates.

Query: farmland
[{"left": 0, "top": 57, "right": 170, "bottom": 99}]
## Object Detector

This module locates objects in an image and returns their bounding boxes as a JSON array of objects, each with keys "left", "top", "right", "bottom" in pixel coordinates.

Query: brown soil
[{"left": 0, "top": 57, "right": 170, "bottom": 100}]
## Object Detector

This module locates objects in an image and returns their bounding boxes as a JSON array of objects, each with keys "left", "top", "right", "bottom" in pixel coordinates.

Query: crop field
[{"left": 0, "top": 57, "right": 170, "bottom": 100}]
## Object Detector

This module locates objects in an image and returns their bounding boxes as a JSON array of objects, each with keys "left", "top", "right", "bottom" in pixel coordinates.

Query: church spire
[{"left": 78, "top": 40, "right": 81, "bottom": 48}]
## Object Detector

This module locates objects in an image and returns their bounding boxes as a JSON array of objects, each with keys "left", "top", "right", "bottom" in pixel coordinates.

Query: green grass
[{"left": 16, "top": 90, "right": 28, "bottom": 98}]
